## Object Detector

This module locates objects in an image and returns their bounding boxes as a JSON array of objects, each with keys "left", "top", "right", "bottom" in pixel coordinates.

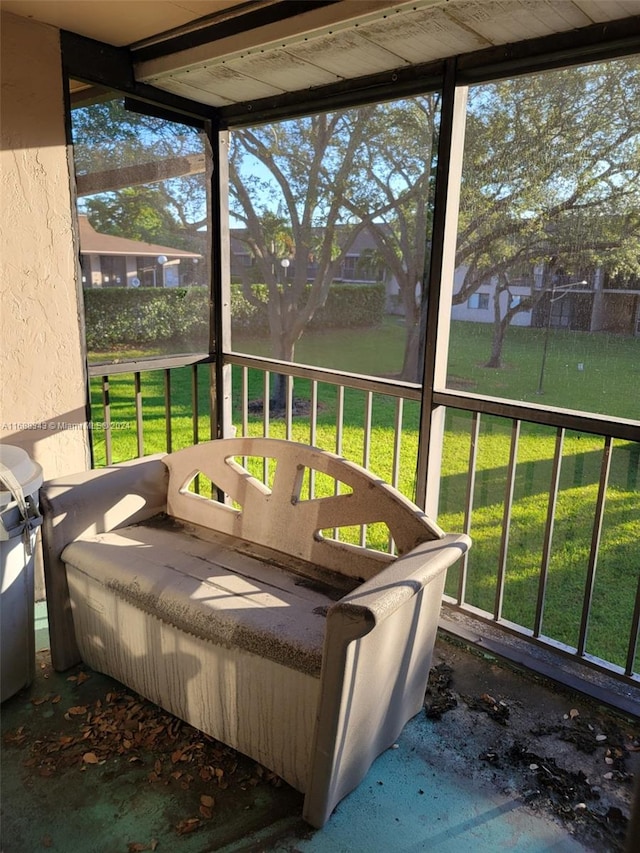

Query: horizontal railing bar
[
  {"left": 225, "top": 352, "right": 421, "bottom": 401},
  {"left": 91, "top": 352, "right": 638, "bottom": 443},
  {"left": 434, "top": 389, "right": 640, "bottom": 442},
  {"left": 88, "top": 353, "right": 214, "bottom": 377}
]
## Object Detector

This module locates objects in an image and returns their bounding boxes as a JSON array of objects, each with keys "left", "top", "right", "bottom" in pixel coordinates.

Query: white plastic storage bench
[{"left": 41, "top": 438, "right": 470, "bottom": 827}]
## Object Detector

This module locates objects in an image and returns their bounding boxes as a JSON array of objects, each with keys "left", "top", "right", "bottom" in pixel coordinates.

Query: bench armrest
[
  {"left": 304, "top": 532, "right": 470, "bottom": 827},
  {"left": 41, "top": 455, "right": 168, "bottom": 670},
  {"left": 336, "top": 534, "right": 470, "bottom": 625}
]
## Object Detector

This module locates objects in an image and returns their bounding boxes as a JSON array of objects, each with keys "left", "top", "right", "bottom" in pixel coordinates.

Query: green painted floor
[{"left": 1, "top": 604, "right": 637, "bottom": 853}]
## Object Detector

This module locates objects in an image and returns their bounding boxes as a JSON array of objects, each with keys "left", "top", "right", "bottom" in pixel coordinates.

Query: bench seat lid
[{"left": 61, "top": 517, "right": 341, "bottom": 677}]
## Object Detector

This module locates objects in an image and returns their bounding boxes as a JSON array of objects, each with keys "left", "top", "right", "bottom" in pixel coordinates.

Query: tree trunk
[
  {"left": 485, "top": 281, "right": 507, "bottom": 368},
  {"left": 269, "top": 330, "right": 296, "bottom": 411},
  {"left": 270, "top": 372, "right": 287, "bottom": 411},
  {"left": 401, "top": 321, "right": 422, "bottom": 382},
  {"left": 484, "top": 319, "right": 507, "bottom": 368}
]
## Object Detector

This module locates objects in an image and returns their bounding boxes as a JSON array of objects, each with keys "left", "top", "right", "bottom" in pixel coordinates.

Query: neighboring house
[
  {"left": 229, "top": 225, "right": 396, "bottom": 304},
  {"left": 452, "top": 264, "right": 640, "bottom": 337},
  {"left": 79, "top": 215, "right": 202, "bottom": 288}
]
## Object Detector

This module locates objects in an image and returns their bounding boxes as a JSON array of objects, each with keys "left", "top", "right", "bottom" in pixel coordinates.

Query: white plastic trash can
[{"left": 0, "top": 444, "right": 43, "bottom": 702}]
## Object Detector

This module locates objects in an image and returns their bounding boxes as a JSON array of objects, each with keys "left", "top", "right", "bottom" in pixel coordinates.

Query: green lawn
[
  {"left": 445, "top": 321, "right": 640, "bottom": 420},
  {"left": 230, "top": 318, "right": 640, "bottom": 420},
  {"left": 88, "top": 319, "right": 640, "bottom": 671}
]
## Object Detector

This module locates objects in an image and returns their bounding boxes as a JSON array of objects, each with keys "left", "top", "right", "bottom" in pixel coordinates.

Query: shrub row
[
  {"left": 84, "top": 282, "right": 385, "bottom": 350},
  {"left": 230, "top": 282, "right": 386, "bottom": 333},
  {"left": 84, "top": 287, "right": 209, "bottom": 350}
]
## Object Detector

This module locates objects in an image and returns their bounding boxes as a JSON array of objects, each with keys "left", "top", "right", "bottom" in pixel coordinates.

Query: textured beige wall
[{"left": 0, "top": 11, "right": 90, "bottom": 480}]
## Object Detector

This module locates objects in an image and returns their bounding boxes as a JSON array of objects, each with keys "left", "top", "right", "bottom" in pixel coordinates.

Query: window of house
[
  {"left": 99, "top": 255, "right": 126, "bottom": 287},
  {"left": 340, "top": 256, "right": 358, "bottom": 280},
  {"left": 468, "top": 293, "right": 489, "bottom": 310}
]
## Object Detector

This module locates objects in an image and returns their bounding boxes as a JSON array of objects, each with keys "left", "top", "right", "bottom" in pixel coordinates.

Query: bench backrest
[{"left": 164, "top": 438, "right": 444, "bottom": 581}]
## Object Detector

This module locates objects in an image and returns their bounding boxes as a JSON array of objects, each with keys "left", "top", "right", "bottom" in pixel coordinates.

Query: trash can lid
[{"left": 0, "top": 445, "right": 44, "bottom": 506}]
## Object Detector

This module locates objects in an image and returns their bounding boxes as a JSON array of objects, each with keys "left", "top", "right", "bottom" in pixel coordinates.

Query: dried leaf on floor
[{"left": 175, "top": 817, "right": 201, "bottom": 835}]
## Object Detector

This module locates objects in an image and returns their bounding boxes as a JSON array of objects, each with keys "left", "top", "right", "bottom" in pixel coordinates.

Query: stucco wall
[{"left": 0, "top": 11, "right": 90, "bottom": 480}]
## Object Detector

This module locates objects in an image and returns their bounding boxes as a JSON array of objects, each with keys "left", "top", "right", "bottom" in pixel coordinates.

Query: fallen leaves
[
  {"left": 175, "top": 817, "right": 201, "bottom": 835},
  {"left": 199, "top": 793, "right": 215, "bottom": 819},
  {"left": 67, "top": 672, "right": 90, "bottom": 685},
  {"left": 424, "top": 662, "right": 457, "bottom": 719},
  {"left": 127, "top": 841, "right": 158, "bottom": 852},
  {"left": 4, "top": 679, "right": 286, "bottom": 841},
  {"left": 465, "top": 692, "right": 510, "bottom": 725},
  {"left": 66, "top": 706, "right": 88, "bottom": 717}
]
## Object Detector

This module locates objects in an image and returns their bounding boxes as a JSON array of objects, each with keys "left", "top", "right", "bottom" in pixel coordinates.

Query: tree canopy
[
  {"left": 71, "top": 53, "right": 640, "bottom": 378},
  {"left": 456, "top": 56, "right": 640, "bottom": 364}
]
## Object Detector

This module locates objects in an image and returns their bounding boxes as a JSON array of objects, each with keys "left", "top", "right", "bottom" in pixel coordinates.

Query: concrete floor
[{"left": 1, "top": 606, "right": 638, "bottom": 853}]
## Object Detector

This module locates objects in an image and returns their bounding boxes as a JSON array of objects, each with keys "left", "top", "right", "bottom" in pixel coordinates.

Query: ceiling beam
[
  {"left": 61, "top": 30, "right": 220, "bottom": 123},
  {"left": 132, "top": 0, "right": 340, "bottom": 63}
]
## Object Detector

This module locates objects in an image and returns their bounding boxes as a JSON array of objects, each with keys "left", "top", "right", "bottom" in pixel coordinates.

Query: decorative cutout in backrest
[{"left": 164, "top": 438, "right": 445, "bottom": 580}]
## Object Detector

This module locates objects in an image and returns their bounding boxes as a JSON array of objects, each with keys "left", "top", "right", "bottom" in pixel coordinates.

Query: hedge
[
  {"left": 83, "top": 287, "right": 209, "bottom": 351},
  {"left": 84, "top": 282, "right": 385, "bottom": 351}
]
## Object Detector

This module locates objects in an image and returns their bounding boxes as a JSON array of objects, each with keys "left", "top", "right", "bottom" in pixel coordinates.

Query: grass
[
  {"left": 87, "top": 319, "right": 640, "bottom": 671},
  {"left": 445, "top": 322, "right": 640, "bottom": 419}
]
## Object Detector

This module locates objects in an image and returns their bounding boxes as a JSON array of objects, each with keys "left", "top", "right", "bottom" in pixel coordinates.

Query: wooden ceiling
[
  {"left": 4, "top": 0, "right": 640, "bottom": 108},
  {"left": 134, "top": 0, "right": 640, "bottom": 107}
]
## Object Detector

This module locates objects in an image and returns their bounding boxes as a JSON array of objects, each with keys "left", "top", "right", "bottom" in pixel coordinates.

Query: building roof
[{"left": 79, "top": 216, "right": 201, "bottom": 259}]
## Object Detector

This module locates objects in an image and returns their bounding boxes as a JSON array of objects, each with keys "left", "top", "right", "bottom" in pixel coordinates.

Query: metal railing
[{"left": 87, "top": 352, "right": 640, "bottom": 711}]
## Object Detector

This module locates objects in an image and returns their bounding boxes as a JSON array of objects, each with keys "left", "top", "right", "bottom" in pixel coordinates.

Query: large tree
[
  {"left": 230, "top": 98, "right": 439, "bottom": 385},
  {"left": 229, "top": 106, "right": 407, "bottom": 403},
  {"left": 231, "top": 56, "right": 639, "bottom": 379},
  {"left": 455, "top": 56, "right": 640, "bottom": 366}
]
